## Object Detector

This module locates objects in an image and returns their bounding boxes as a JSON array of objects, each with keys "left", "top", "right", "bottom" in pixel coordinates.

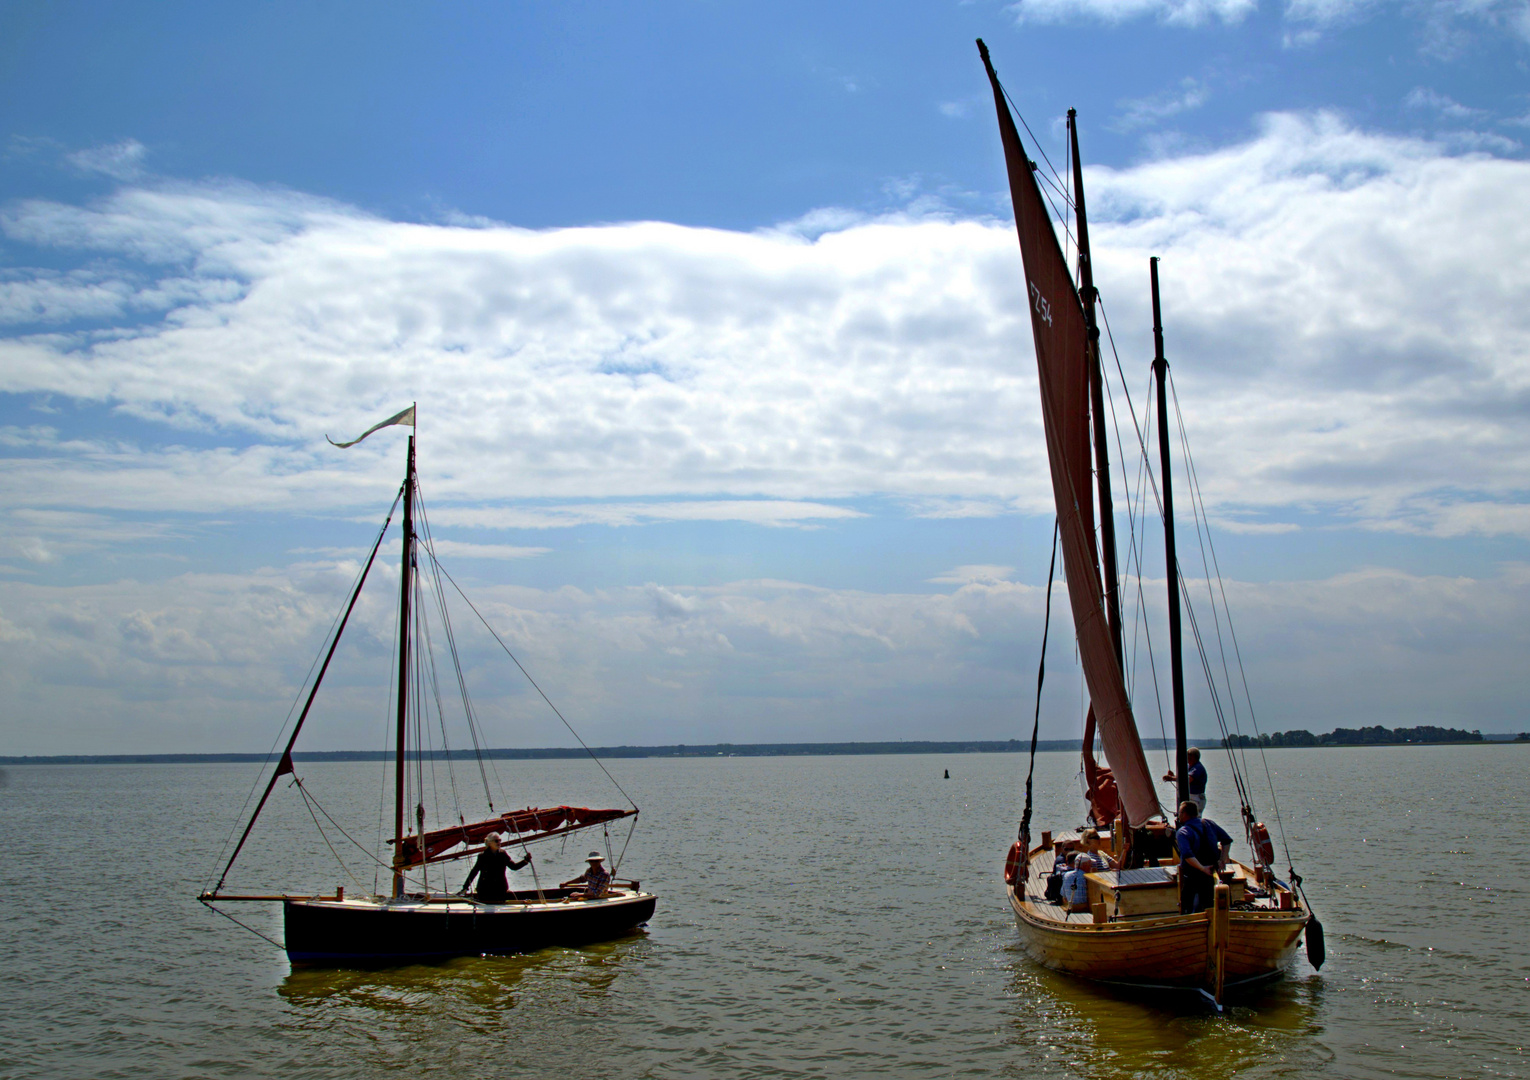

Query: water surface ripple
[{"left": 2, "top": 747, "right": 1524, "bottom": 1078}]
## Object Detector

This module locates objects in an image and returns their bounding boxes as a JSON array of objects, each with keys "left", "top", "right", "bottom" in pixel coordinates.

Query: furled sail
[
  {"left": 392, "top": 805, "right": 636, "bottom": 868},
  {"left": 979, "top": 42, "right": 1159, "bottom": 825}
]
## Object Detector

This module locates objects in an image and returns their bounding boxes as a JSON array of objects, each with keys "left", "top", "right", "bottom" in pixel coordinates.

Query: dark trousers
[{"left": 1181, "top": 868, "right": 1214, "bottom": 914}]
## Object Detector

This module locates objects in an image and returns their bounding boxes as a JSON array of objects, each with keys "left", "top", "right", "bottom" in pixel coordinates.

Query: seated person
[
  {"left": 461, "top": 833, "right": 530, "bottom": 904},
  {"left": 1060, "top": 854, "right": 1092, "bottom": 909},
  {"left": 1052, "top": 847, "right": 1071, "bottom": 875},
  {"left": 561, "top": 851, "right": 612, "bottom": 900},
  {"left": 1075, "top": 850, "right": 1117, "bottom": 872}
]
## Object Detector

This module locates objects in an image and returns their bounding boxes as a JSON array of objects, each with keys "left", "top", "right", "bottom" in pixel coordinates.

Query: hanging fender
[
  {"left": 1004, "top": 841, "right": 1025, "bottom": 886},
  {"left": 1252, "top": 823, "right": 1275, "bottom": 867}
]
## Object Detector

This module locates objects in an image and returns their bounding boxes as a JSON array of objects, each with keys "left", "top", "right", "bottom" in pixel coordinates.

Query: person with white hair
[{"left": 461, "top": 833, "right": 530, "bottom": 904}]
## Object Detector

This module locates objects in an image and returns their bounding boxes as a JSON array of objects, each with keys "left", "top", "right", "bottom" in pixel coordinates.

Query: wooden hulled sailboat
[
  {"left": 977, "top": 42, "right": 1321, "bottom": 1005},
  {"left": 200, "top": 409, "right": 657, "bottom": 964}
]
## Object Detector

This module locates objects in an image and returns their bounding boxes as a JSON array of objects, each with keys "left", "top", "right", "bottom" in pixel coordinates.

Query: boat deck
[{"left": 1018, "top": 845, "right": 1295, "bottom": 926}]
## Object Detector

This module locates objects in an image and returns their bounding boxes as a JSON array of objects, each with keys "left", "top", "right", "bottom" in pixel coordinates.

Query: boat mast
[
  {"left": 1151, "top": 259, "right": 1189, "bottom": 809},
  {"left": 392, "top": 433, "right": 415, "bottom": 897},
  {"left": 1068, "top": 110, "right": 1124, "bottom": 671}
]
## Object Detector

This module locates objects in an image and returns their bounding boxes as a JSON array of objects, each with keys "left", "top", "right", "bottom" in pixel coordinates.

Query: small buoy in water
[{"left": 943, "top": 769, "right": 950, "bottom": 779}]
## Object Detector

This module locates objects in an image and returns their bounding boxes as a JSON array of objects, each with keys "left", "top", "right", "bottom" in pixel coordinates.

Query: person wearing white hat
[{"left": 562, "top": 850, "right": 612, "bottom": 900}]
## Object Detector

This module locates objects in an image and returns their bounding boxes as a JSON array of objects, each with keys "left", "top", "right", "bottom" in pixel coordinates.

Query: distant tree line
[{"left": 1223, "top": 725, "right": 1484, "bottom": 748}]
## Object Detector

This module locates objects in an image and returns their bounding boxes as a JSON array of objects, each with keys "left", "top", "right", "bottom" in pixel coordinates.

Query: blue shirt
[
  {"left": 1187, "top": 760, "right": 1207, "bottom": 795},
  {"left": 1061, "top": 868, "right": 1090, "bottom": 905},
  {"left": 1176, "top": 817, "right": 1232, "bottom": 867}
]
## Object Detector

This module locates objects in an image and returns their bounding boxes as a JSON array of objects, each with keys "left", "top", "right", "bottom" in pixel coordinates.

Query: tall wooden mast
[
  {"left": 392, "top": 433, "right": 415, "bottom": 897},
  {"left": 1151, "top": 259, "right": 1189, "bottom": 809},
  {"left": 1069, "top": 109, "right": 1123, "bottom": 670}
]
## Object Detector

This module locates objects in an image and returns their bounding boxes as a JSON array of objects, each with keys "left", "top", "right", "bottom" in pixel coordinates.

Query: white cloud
[
  {"left": 1115, "top": 79, "right": 1211, "bottom": 132},
  {"left": 1285, "top": 0, "right": 1530, "bottom": 47},
  {"left": 1403, "top": 87, "right": 1484, "bottom": 120},
  {"left": 65, "top": 139, "right": 148, "bottom": 181},
  {"left": 1008, "top": 0, "right": 1256, "bottom": 26},
  {"left": 1006, "top": 0, "right": 1530, "bottom": 43},
  {"left": 425, "top": 539, "right": 550, "bottom": 560},
  {"left": 426, "top": 501, "right": 866, "bottom": 530},
  {"left": 1, "top": 111, "right": 1529, "bottom": 548},
  {"left": 927, "top": 564, "right": 1015, "bottom": 584},
  {"left": 2, "top": 557, "right": 1525, "bottom": 752}
]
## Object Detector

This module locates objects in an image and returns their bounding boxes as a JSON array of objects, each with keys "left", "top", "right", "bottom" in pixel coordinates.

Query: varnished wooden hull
[{"left": 1010, "top": 849, "right": 1306, "bottom": 995}]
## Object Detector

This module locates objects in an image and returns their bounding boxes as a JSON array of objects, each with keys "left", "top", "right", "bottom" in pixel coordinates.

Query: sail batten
[{"left": 979, "top": 44, "right": 1159, "bottom": 826}]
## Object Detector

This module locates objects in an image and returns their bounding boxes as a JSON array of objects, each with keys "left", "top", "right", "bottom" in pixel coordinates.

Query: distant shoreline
[{"left": 1, "top": 736, "right": 1522, "bottom": 766}]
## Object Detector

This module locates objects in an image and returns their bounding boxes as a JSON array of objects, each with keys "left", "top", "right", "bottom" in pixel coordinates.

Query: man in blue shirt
[
  {"left": 1186, "top": 748, "right": 1208, "bottom": 814},
  {"left": 1163, "top": 747, "right": 1209, "bottom": 814},
  {"left": 1175, "top": 801, "right": 1232, "bottom": 914}
]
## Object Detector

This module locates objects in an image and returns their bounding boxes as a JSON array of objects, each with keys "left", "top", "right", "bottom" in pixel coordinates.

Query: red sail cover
[
  {"left": 981, "top": 47, "right": 1159, "bottom": 826},
  {"left": 392, "top": 805, "right": 635, "bottom": 868}
]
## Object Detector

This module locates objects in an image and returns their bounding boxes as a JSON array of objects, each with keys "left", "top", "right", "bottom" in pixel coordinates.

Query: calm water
[{"left": 2, "top": 746, "right": 1525, "bottom": 1079}]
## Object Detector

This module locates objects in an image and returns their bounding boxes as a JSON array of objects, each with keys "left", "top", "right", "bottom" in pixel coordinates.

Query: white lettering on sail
[{"left": 1028, "top": 280, "right": 1053, "bottom": 327}]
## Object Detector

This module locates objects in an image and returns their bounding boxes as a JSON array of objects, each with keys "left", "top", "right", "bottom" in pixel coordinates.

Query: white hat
[{"left": 587, "top": 851, "right": 605, "bottom": 862}]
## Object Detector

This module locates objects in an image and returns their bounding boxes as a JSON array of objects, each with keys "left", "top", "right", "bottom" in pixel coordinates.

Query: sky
[{"left": 1, "top": 0, "right": 1528, "bottom": 756}]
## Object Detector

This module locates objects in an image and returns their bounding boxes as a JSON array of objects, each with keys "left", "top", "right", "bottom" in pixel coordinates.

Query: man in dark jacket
[{"left": 1175, "top": 801, "right": 1231, "bottom": 914}]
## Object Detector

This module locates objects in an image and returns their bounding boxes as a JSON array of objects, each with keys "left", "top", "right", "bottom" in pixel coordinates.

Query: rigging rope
[
  {"left": 1168, "top": 373, "right": 1296, "bottom": 871},
  {"left": 295, "top": 776, "right": 370, "bottom": 894},
  {"left": 428, "top": 553, "right": 639, "bottom": 810},
  {"left": 415, "top": 493, "right": 504, "bottom": 811},
  {"left": 205, "top": 488, "right": 402, "bottom": 893},
  {"left": 1018, "top": 521, "right": 1060, "bottom": 851},
  {"left": 199, "top": 899, "right": 285, "bottom": 952}
]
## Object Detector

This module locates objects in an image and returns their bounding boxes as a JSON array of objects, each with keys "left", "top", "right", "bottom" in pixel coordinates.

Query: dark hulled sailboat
[{"left": 200, "top": 409, "right": 657, "bottom": 964}]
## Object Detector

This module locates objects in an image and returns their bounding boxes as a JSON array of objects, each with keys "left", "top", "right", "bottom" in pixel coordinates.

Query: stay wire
[
  {"left": 1169, "top": 372, "right": 1295, "bottom": 869},
  {"left": 199, "top": 900, "right": 285, "bottom": 952},
  {"left": 374, "top": 562, "right": 402, "bottom": 896},
  {"left": 206, "top": 489, "right": 403, "bottom": 893},
  {"left": 297, "top": 773, "right": 435, "bottom": 892},
  {"left": 1168, "top": 385, "right": 1257, "bottom": 807},
  {"left": 204, "top": 492, "right": 401, "bottom": 891},
  {"left": 295, "top": 776, "right": 369, "bottom": 894},
  {"left": 1018, "top": 520, "right": 1060, "bottom": 850},
  {"left": 429, "top": 554, "right": 639, "bottom": 810},
  {"left": 415, "top": 563, "right": 466, "bottom": 826},
  {"left": 1098, "top": 300, "right": 1172, "bottom": 770},
  {"left": 415, "top": 493, "right": 502, "bottom": 810},
  {"left": 995, "top": 83, "right": 1079, "bottom": 256}
]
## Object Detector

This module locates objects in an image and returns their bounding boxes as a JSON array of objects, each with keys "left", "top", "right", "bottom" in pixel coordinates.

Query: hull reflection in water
[{"left": 285, "top": 890, "right": 658, "bottom": 964}]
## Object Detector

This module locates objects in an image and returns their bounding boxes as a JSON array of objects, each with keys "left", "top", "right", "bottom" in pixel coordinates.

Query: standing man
[
  {"left": 1175, "top": 801, "right": 1231, "bottom": 914},
  {"left": 1163, "top": 746, "right": 1208, "bottom": 814},
  {"left": 1186, "top": 747, "right": 1207, "bottom": 814}
]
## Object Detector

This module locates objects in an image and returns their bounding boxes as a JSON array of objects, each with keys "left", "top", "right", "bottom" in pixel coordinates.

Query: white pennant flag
[{"left": 326, "top": 405, "right": 416, "bottom": 449}]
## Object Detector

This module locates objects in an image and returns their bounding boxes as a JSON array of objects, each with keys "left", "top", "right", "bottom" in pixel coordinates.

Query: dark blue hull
[{"left": 283, "top": 891, "right": 658, "bottom": 965}]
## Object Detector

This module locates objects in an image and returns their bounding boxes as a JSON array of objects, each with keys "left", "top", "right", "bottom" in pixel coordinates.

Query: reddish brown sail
[
  {"left": 979, "top": 43, "right": 1158, "bottom": 826},
  {"left": 392, "top": 806, "right": 636, "bottom": 868}
]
